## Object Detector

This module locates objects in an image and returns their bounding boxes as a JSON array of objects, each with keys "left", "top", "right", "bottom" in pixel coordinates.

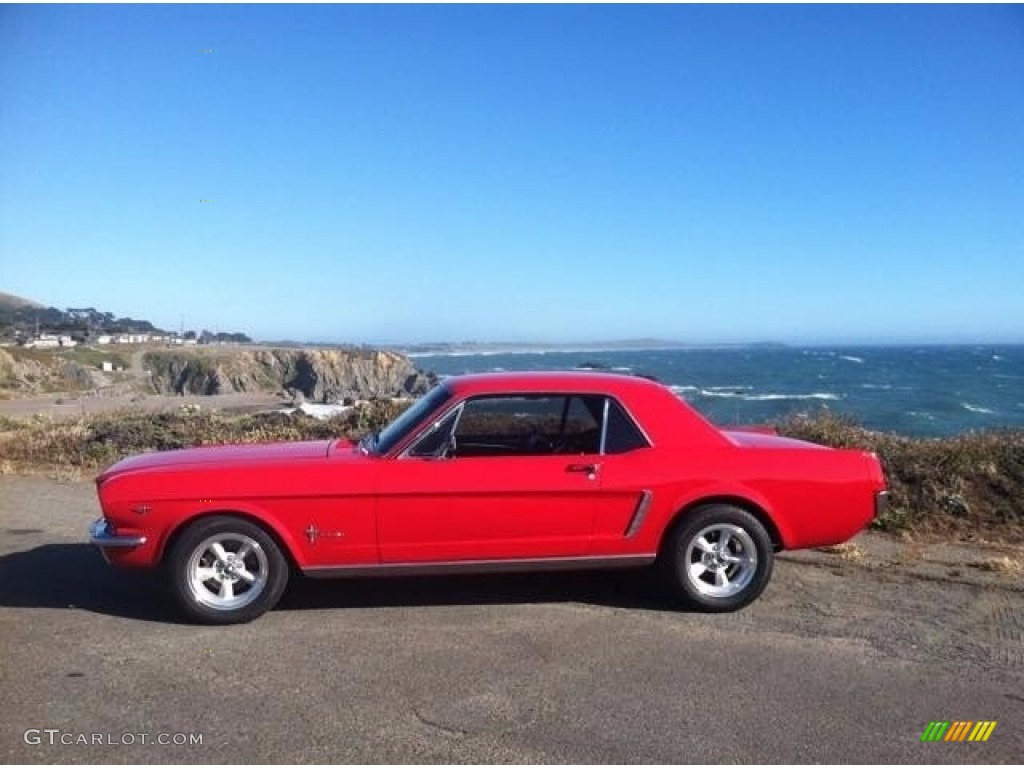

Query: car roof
[
  {"left": 440, "top": 371, "right": 729, "bottom": 449},
  {"left": 444, "top": 370, "right": 668, "bottom": 397}
]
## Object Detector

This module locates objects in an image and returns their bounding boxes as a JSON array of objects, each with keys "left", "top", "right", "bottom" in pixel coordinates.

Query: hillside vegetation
[
  {"left": 0, "top": 344, "right": 435, "bottom": 401},
  {"left": 143, "top": 347, "right": 435, "bottom": 401},
  {"left": 0, "top": 406, "right": 1020, "bottom": 543},
  {"left": 0, "top": 346, "right": 127, "bottom": 395}
]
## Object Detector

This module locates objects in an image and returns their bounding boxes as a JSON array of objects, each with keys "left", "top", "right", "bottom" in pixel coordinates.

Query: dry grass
[
  {"left": 50, "top": 465, "right": 82, "bottom": 483},
  {"left": 0, "top": 399, "right": 409, "bottom": 472},
  {"left": 817, "top": 542, "right": 866, "bottom": 562},
  {"left": 973, "top": 555, "right": 1023, "bottom": 575}
]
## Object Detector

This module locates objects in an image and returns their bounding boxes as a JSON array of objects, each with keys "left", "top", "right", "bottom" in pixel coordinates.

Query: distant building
[
  {"left": 24, "top": 334, "right": 60, "bottom": 349},
  {"left": 97, "top": 335, "right": 113, "bottom": 345},
  {"left": 114, "top": 333, "right": 150, "bottom": 344}
]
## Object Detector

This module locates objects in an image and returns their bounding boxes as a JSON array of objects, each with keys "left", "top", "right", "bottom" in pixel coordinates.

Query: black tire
[
  {"left": 660, "top": 504, "right": 774, "bottom": 612},
  {"left": 167, "top": 515, "right": 289, "bottom": 624}
]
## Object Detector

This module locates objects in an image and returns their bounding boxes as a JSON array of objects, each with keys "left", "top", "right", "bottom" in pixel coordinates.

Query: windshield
[{"left": 369, "top": 384, "right": 453, "bottom": 456}]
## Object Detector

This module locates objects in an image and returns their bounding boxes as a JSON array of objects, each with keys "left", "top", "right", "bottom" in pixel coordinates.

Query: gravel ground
[
  {"left": 1, "top": 475, "right": 1022, "bottom": 764},
  {"left": 0, "top": 391, "right": 288, "bottom": 420}
]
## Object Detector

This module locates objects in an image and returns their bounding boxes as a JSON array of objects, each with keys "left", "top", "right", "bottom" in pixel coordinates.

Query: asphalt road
[{"left": 1, "top": 475, "right": 1022, "bottom": 764}]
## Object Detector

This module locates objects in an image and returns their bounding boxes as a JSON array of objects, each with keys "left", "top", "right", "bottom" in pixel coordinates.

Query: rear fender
[{"left": 664, "top": 483, "right": 793, "bottom": 550}]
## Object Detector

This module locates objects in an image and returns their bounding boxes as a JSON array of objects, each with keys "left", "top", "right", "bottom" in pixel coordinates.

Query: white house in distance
[
  {"left": 24, "top": 334, "right": 77, "bottom": 348},
  {"left": 23, "top": 331, "right": 197, "bottom": 348},
  {"left": 115, "top": 333, "right": 151, "bottom": 344}
]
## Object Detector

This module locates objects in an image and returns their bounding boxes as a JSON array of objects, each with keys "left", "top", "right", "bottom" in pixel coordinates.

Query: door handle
[{"left": 566, "top": 463, "right": 599, "bottom": 479}]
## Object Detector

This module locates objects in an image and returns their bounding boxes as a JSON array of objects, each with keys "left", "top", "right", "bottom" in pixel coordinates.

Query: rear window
[{"left": 603, "top": 398, "right": 649, "bottom": 454}]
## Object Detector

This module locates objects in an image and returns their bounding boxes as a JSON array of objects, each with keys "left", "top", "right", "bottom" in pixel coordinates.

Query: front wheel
[
  {"left": 167, "top": 516, "right": 289, "bottom": 624},
  {"left": 660, "top": 504, "right": 774, "bottom": 612}
]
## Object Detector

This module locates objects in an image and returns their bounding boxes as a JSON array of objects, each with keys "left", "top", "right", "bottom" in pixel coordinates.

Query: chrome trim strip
[
  {"left": 401, "top": 401, "right": 465, "bottom": 459},
  {"left": 302, "top": 553, "right": 656, "bottom": 579},
  {"left": 88, "top": 518, "right": 147, "bottom": 548},
  {"left": 599, "top": 397, "right": 653, "bottom": 454},
  {"left": 624, "top": 489, "right": 654, "bottom": 538},
  {"left": 599, "top": 397, "right": 610, "bottom": 454}
]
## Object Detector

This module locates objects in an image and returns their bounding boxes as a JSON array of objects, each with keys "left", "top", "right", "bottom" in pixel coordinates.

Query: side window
[
  {"left": 603, "top": 398, "right": 650, "bottom": 454},
  {"left": 455, "top": 395, "right": 566, "bottom": 457},
  {"left": 407, "top": 407, "right": 461, "bottom": 458},
  {"left": 405, "top": 394, "right": 643, "bottom": 458},
  {"left": 560, "top": 395, "right": 602, "bottom": 454}
]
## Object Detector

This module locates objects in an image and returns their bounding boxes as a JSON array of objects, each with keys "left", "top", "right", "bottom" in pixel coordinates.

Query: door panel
[
  {"left": 589, "top": 452, "right": 664, "bottom": 554},
  {"left": 377, "top": 455, "right": 599, "bottom": 562}
]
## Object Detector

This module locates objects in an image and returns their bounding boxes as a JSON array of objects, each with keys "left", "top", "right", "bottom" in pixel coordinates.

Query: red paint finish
[
  {"left": 376, "top": 456, "right": 598, "bottom": 562},
  {"left": 92, "top": 372, "right": 886, "bottom": 573}
]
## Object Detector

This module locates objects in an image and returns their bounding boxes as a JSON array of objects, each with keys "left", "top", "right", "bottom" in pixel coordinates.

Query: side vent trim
[{"left": 624, "top": 490, "right": 654, "bottom": 538}]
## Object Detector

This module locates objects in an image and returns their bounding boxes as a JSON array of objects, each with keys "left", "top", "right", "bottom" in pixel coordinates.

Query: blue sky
[{"left": 2, "top": 4, "right": 1022, "bottom": 345}]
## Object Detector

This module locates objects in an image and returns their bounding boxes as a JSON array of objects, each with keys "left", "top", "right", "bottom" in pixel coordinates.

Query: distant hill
[
  {"left": 0, "top": 291, "right": 254, "bottom": 345},
  {"left": 388, "top": 339, "right": 787, "bottom": 356},
  {"left": 0, "top": 291, "right": 44, "bottom": 312},
  {"left": 0, "top": 294, "right": 167, "bottom": 342}
]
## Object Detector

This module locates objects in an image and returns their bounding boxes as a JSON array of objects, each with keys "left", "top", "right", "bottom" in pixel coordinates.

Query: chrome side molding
[{"left": 303, "top": 553, "right": 656, "bottom": 579}]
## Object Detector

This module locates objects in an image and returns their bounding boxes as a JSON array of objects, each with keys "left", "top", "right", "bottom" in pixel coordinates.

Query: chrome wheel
[
  {"left": 683, "top": 523, "right": 758, "bottom": 598},
  {"left": 186, "top": 533, "right": 268, "bottom": 611}
]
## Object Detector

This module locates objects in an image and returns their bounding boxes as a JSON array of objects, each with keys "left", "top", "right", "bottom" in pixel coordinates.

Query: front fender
[{"left": 154, "top": 501, "right": 308, "bottom": 568}]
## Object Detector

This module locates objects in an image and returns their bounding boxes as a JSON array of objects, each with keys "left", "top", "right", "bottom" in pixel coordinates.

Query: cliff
[
  {"left": 0, "top": 347, "right": 114, "bottom": 393},
  {"left": 143, "top": 347, "right": 435, "bottom": 401}
]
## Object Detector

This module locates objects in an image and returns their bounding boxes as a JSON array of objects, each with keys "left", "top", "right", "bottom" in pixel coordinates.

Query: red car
[{"left": 89, "top": 371, "right": 888, "bottom": 624}]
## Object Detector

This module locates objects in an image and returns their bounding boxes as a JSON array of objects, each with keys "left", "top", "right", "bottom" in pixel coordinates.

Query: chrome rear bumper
[{"left": 874, "top": 490, "right": 890, "bottom": 520}]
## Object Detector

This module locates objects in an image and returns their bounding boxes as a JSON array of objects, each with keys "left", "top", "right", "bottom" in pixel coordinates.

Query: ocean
[{"left": 409, "top": 345, "right": 1024, "bottom": 437}]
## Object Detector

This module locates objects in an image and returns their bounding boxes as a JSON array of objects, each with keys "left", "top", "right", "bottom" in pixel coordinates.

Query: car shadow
[
  {"left": 279, "top": 567, "right": 680, "bottom": 613},
  {"left": 0, "top": 543, "right": 683, "bottom": 623},
  {"left": 0, "top": 543, "right": 174, "bottom": 622}
]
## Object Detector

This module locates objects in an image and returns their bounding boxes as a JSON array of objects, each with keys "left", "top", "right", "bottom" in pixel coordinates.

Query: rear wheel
[
  {"left": 660, "top": 504, "right": 774, "bottom": 612},
  {"left": 167, "top": 516, "right": 288, "bottom": 624}
]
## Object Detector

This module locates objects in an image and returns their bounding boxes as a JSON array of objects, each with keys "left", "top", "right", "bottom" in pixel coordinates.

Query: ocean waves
[
  {"left": 670, "top": 385, "right": 841, "bottom": 402},
  {"left": 412, "top": 345, "right": 1024, "bottom": 436},
  {"left": 962, "top": 403, "right": 995, "bottom": 414}
]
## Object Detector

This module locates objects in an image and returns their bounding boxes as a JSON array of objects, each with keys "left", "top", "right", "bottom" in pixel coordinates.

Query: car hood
[{"left": 97, "top": 440, "right": 338, "bottom": 482}]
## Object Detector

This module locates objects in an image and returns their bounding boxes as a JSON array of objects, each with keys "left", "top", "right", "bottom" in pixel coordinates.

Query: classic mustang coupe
[{"left": 90, "top": 372, "right": 887, "bottom": 624}]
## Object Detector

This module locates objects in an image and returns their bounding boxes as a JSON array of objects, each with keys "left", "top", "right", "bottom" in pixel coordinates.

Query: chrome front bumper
[{"left": 88, "top": 518, "right": 147, "bottom": 548}]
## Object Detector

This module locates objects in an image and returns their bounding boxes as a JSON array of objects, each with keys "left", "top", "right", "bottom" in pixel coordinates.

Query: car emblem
[{"left": 306, "top": 525, "right": 343, "bottom": 543}]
